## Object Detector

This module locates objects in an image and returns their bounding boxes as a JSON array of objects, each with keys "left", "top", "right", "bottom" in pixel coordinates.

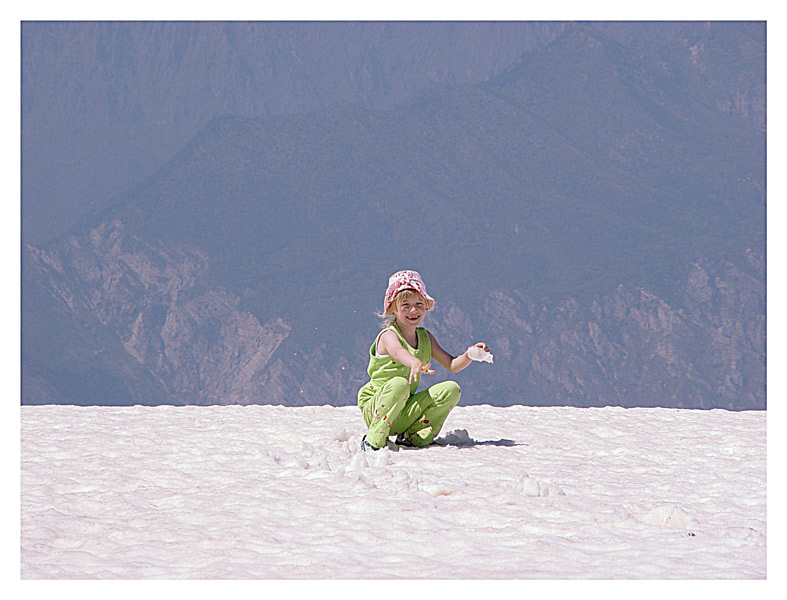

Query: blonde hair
[{"left": 379, "top": 288, "right": 429, "bottom": 328}]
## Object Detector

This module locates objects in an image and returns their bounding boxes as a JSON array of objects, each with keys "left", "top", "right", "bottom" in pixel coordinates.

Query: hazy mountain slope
[
  {"left": 22, "top": 21, "right": 569, "bottom": 244},
  {"left": 23, "top": 22, "right": 762, "bottom": 244}
]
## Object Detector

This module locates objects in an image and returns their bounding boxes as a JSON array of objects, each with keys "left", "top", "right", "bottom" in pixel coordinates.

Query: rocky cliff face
[
  {"left": 23, "top": 221, "right": 291, "bottom": 406},
  {"left": 23, "top": 219, "right": 765, "bottom": 409},
  {"left": 425, "top": 253, "right": 764, "bottom": 409}
]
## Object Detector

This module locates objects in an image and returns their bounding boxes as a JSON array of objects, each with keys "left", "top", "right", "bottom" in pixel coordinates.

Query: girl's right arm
[{"left": 378, "top": 330, "right": 435, "bottom": 383}]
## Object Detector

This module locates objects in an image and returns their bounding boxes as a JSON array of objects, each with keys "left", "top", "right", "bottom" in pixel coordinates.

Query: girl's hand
[
  {"left": 470, "top": 342, "right": 489, "bottom": 353},
  {"left": 409, "top": 361, "right": 436, "bottom": 384}
]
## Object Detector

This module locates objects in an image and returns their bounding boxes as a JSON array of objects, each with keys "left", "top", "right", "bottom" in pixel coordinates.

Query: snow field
[{"left": 21, "top": 404, "right": 765, "bottom": 578}]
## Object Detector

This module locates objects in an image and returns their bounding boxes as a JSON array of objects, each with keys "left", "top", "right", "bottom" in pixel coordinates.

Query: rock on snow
[{"left": 21, "top": 404, "right": 765, "bottom": 579}]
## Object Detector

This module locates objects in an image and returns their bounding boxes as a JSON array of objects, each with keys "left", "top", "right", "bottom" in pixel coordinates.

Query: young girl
[{"left": 357, "top": 270, "right": 491, "bottom": 451}]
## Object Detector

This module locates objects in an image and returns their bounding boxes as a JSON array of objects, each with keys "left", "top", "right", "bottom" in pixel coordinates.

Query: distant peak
[{"left": 547, "top": 22, "right": 626, "bottom": 54}]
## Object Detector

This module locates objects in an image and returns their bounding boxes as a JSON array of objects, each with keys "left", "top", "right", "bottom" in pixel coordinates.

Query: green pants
[{"left": 361, "top": 377, "right": 461, "bottom": 448}]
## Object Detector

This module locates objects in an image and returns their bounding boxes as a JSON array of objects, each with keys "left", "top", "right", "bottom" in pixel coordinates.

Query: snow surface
[{"left": 21, "top": 404, "right": 765, "bottom": 579}]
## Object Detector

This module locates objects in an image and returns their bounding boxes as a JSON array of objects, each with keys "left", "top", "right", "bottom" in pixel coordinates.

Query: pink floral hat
[{"left": 384, "top": 270, "right": 435, "bottom": 312}]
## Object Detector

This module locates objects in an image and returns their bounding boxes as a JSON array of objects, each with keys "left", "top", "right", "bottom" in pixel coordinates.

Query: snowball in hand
[{"left": 468, "top": 346, "right": 494, "bottom": 363}]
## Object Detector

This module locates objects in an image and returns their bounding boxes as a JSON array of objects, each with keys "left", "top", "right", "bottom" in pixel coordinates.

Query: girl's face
[{"left": 394, "top": 293, "right": 427, "bottom": 328}]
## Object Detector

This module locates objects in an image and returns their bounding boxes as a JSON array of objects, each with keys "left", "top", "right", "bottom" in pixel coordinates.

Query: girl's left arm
[{"left": 427, "top": 331, "right": 489, "bottom": 374}]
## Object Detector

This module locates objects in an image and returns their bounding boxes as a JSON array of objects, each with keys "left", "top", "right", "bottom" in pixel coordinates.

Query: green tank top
[{"left": 357, "top": 323, "right": 432, "bottom": 406}]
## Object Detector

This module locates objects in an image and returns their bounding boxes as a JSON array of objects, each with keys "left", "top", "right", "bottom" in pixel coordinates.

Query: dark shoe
[
  {"left": 395, "top": 433, "right": 436, "bottom": 448},
  {"left": 394, "top": 433, "right": 417, "bottom": 447},
  {"left": 361, "top": 435, "right": 380, "bottom": 452}
]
